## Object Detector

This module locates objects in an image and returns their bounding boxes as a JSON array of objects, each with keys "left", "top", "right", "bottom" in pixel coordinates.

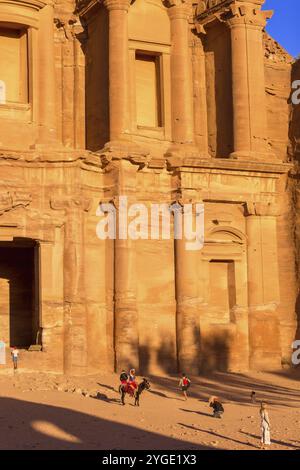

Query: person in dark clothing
[
  {"left": 119, "top": 370, "right": 129, "bottom": 394},
  {"left": 209, "top": 396, "right": 224, "bottom": 418},
  {"left": 120, "top": 370, "right": 128, "bottom": 383}
]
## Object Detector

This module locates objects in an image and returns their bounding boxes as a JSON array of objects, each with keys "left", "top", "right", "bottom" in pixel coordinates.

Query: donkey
[
  {"left": 120, "top": 378, "right": 150, "bottom": 406},
  {"left": 134, "top": 378, "right": 151, "bottom": 406}
]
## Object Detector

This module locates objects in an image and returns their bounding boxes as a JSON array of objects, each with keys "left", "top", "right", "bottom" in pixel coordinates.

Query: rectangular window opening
[
  {"left": 135, "top": 51, "right": 163, "bottom": 128},
  {"left": 0, "top": 26, "right": 29, "bottom": 105}
]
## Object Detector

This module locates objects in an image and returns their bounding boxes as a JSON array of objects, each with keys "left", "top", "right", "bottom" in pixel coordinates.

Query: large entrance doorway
[{"left": 0, "top": 239, "right": 40, "bottom": 348}]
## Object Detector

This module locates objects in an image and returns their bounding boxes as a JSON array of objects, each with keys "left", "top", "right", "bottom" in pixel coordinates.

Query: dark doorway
[{"left": 0, "top": 239, "right": 40, "bottom": 348}]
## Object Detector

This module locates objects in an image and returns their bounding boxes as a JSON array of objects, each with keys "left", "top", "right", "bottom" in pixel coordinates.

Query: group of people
[
  {"left": 119, "top": 368, "right": 138, "bottom": 396},
  {"left": 179, "top": 373, "right": 271, "bottom": 450},
  {"left": 12, "top": 353, "right": 272, "bottom": 449},
  {"left": 178, "top": 373, "right": 224, "bottom": 419},
  {"left": 121, "top": 371, "right": 270, "bottom": 450}
]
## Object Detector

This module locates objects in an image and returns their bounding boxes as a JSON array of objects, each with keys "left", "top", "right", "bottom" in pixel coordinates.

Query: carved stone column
[
  {"left": 36, "top": 3, "right": 58, "bottom": 146},
  {"left": 104, "top": 0, "right": 131, "bottom": 142},
  {"left": 226, "top": 2, "right": 273, "bottom": 160},
  {"left": 51, "top": 197, "right": 91, "bottom": 375},
  {"left": 245, "top": 201, "right": 281, "bottom": 370},
  {"left": 54, "top": 17, "right": 87, "bottom": 149},
  {"left": 173, "top": 195, "right": 202, "bottom": 374},
  {"left": 0, "top": 279, "right": 9, "bottom": 346},
  {"left": 166, "top": 1, "right": 199, "bottom": 162},
  {"left": 110, "top": 160, "right": 139, "bottom": 371},
  {"left": 73, "top": 20, "right": 87, "bottom": 149},
  {"left": 191, "top": 34, "right": 209, "bottom": 157}
]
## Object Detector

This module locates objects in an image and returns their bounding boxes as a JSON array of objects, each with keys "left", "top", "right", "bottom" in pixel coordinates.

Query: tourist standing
[
  {"left": 260, "top": 402, "right": 271, "bottom": 449},
  {"left": 11, "top": 347, "right": 19, "bottom": 371}
]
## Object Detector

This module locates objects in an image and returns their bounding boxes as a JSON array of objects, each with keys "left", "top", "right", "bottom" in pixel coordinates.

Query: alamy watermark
[
  {"left": 292, "top": 80, "right": 300, "bottom": 105},
  {"left": 96, "top": 196, "right": 204, "bottom": 251},
  {"left": 291, "top": 340, "right": 300, "bottom": 365}
]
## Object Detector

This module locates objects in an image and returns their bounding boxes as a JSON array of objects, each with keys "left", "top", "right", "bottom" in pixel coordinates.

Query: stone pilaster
[
  {"left": 166, "top": 1, "right": 199, "bottom": 164},
  {"left": 54, "top": 16, "right": 87, "bottom": 149},
  {"left": 173, "top": 193, "right": 202, "bottom": 374},
  {"left": 110, "top": 160, "right": 139, "bottom": 372},
  {"left": 73, "top": 20, "right": 87, "bottom": 150},
  {"left": 226, "top": 2, "right": 274, "bottom": 160},
  {"left": 36, "top": 3, "right": 58, "bottom": 146},
  {"left": 0, "top": 279, "right": 9, "bottom": 345},
  {"left": 51, "top": 197, "right": 91, "bottom": 375},
  {"left": 244, "top": 201, "right": 281, "bottom": 369},
  {"left": 191, "top": 34, "right": 209, "bottom": 157},
  {"left": 104, "top": 0, "right": 131, "bottom": 143}
]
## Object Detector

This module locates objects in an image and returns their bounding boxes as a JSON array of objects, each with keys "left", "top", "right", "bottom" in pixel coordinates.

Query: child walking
[{"left": 179, "top": 373, "right": 191, "bottom": 401}]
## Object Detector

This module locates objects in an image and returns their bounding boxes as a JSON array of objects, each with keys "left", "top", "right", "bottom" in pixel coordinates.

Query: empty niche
[{"left": 209, "top": 260, "right": 236, "bottom": 323}]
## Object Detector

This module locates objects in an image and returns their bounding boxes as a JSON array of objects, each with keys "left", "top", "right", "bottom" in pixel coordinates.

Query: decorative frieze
[
  {"left": 0, "top": 191, "right": 32, "bottom": 215},
  {"left": 244, "top": 201, "right": 280, "bottom": 217},
  {"left": 50, "top": 196, "right": 91, "bottom": 213}
]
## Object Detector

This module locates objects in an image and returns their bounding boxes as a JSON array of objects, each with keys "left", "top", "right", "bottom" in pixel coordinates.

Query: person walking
[
  {"left": 179, "top": 373, "right": 191, "bottom": 401},
  {"left": 260, "top": 402, "right": 271, "bottom": 449}
]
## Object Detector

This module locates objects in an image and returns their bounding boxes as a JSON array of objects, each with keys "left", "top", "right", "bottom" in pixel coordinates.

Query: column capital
[
  {"left": 226, "top": 3, "right": 273, "bottom": 29},
  {"left": 166, "top": 0, "right": 189, "bottom": 5},
  {"left": 196, "top": 0, "right": 268, "bottom": 16},
  {"left": 103, "top": 0, "right": 132, "bottom": 11},
  {"left": 166, "top": 0, "right": 192, "bottom": 20},
  {"left": 54, "top": 16, "right": 86, "bottom": 42}
]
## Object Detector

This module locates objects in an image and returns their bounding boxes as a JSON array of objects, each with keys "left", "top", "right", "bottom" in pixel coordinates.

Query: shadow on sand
[
  {"left": 147, "top": 371, "right": 300, "bottom": 408},
  {"left": 179, "top": 423, "right": 257, "bottom": 449},
  {"left": 0, "top": 396, "right": 214, "bottom": 450},
  {"left": 240, "top": 431, "right": 300, "bottom": 450}
]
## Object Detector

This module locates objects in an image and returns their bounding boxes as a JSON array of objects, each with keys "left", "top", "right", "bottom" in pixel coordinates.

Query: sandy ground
[{"left": 0, "top": 368, "right": 300, "bottom": 450}]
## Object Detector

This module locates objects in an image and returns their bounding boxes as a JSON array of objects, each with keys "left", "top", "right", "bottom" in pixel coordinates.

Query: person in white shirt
[
  {"left": 260, "top": 402, "right": 271, "bottom": 449},
  {"left": 11, "top": 347, "right": 19, "bottom": 371}
]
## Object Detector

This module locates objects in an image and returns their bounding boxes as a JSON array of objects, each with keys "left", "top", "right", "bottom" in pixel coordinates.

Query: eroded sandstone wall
[
  {"left": 291, "top": 59, "right": 300, "bottom": 343},
  {"left": 0, "top": 0, "right": 298, "bottom": 376},
  {"left": 263, "top": 35, "right": 298, "bottom": 365}
]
